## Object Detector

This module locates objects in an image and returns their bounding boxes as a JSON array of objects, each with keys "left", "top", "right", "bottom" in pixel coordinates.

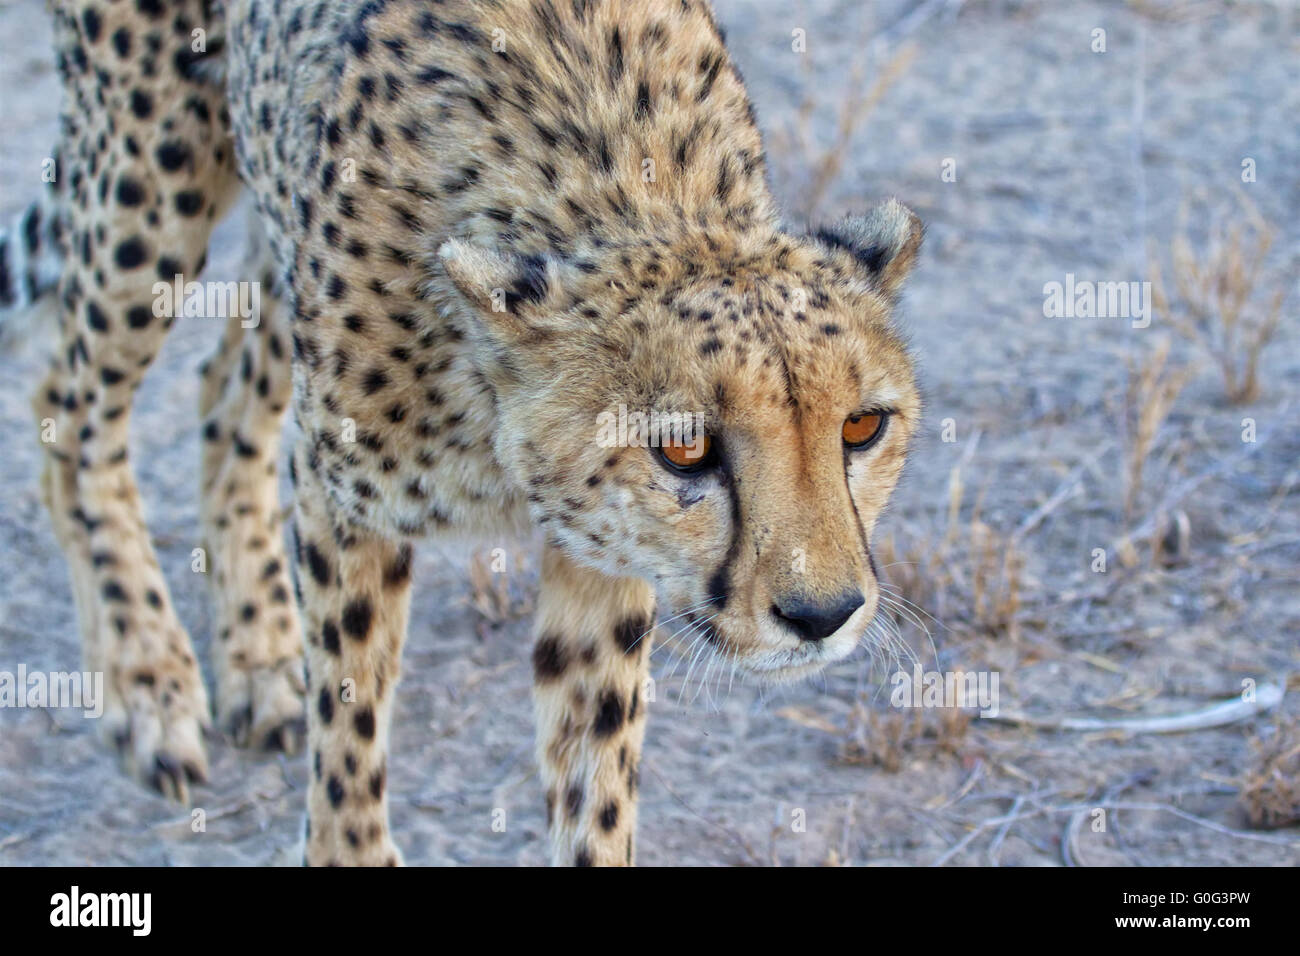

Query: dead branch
[{"left": 988, "top": 682, "right": 1284, "bottom": 735}]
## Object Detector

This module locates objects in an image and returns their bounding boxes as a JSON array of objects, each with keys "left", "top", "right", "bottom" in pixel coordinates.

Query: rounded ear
[
  {"left": 812, "top": 199, "right": 924, "bottom": 301},
  {"left": 436, "top": 239, "right": 554, "bottom": 325}
]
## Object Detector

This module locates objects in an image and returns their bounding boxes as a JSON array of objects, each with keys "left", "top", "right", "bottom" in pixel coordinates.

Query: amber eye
[
  {"left": 658, "top": 434, "right": 714, "bottom": 472},
  {"left": 842, "top": 411, "right": 886, "bottom": 448}
]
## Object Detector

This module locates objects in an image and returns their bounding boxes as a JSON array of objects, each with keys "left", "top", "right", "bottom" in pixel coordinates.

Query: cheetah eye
[
  {"left": 658, "top": 434, "right": 715, "bottom": 473},
  {"left": 842, "top": 411, "right": 887, "bottom": 449}
]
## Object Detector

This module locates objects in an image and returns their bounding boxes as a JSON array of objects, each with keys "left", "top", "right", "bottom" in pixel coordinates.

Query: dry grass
[
  {"left": 1120, "top": 337, "right": 1197, "bottom": 526},
  {"left": 878, "top": 461, "right": 1025, "bottom": 643},
  {"left": 766, "top": 6, "right": 919, "bottom": 221},
  {"left": 840, "top": 702, "right": 973, "bottom": 772},
  {"left": 1239, "top": 715, "right": 1300, "bottom": 829},
  {"left": 1150, "top": 191, "right": 1285, "bottom": 405},
  {"left": 792, "top": 44, "right": 917, "bottom": 219}
]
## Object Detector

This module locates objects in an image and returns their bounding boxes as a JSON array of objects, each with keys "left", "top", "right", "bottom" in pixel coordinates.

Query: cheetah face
[{"left": 438, "top": 200, "right": 923, "bottom": 682}]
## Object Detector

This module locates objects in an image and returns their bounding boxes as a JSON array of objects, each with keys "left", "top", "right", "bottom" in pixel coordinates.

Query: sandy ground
[{"left": 1, "top": 0, "right": 1297, "bottom": 866}]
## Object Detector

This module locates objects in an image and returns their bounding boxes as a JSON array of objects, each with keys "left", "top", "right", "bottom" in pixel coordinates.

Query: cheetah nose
[{"left": 772, "top": 591, "right": 864, "bottom": 642}]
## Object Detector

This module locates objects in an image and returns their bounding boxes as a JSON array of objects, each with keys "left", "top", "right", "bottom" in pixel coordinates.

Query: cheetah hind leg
[
  {"left": 27, "top": 0, "right": 243, "bottom": 799},
  {"left": 198, "top": 221, "right": 305, "bottom": 751}
]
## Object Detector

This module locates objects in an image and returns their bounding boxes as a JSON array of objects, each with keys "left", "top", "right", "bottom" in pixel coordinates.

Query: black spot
[
  {"left": 594, "top": 690, "right": 625, "bottom": 737},
  {"left": 503, "top": 254, "right": 548, "bottom": 310},
  {"left": 113, "top": 237, "right": 148, "bottom": 270},
  {"left": 600, "top": 801, "right": 619, "bottom": 831},
  {"left": 532, "top": 634, "right": 567, "bottom": 681},
  {"left": 327, "top": 775, "right": 345, "bottom": 808},
  {"left": 85, "top": 301, "right": 110, "bottom": 332},
  {"left": 353, "top": 707, "right": 375, "bottom": 739},
  {"left": 417, "top": 66, "right": 453, "bottom": 85},
  {"left": 697, "top": 50, "right": 725, "bottom": 102},
  {"left": 612, "top": 614, "right": 650, "bottom": 655},
  {"left": 322, "top": 619, "right": 341, "bottom": 655},
  {"left": 343, "top": 19, "right": 370, "bottom": 57},
  {"left": 155, "top": 140, "right": 191, "bottom": 172},
  {"left": 318, "top": 687, "right": 334, "bottom": 724},
  {"left": 116, "top": 176, "right": 145, "bottom": 206},
  {"left": 565, "top": 784, "right": 583, "bottom": 819},
  {"left": 156, "top": 257, "right": 183, "bottom": 281},
  {"left": 111, "top": 27, "right": 131, "bottom": 58},
  {"left": 383, "top": 544, "right": 412, "bottom": 587},
  {"left": 304, "top": 542, "right": 331, "bottom": 586},
  {"left": 81, "top": 8, "right": 102, "bottom": 42},
  {"left": 341, "top": 598, "right": 373, "bottom": 641},
  {"left": 174, "top": 190, "right": 204, "bottom": 216},
  {"left": 130, "top": 89, "right": 153, "bottom": 119},
  {"left": 607, "top": 26, "right": 624, "bottom": 84}
]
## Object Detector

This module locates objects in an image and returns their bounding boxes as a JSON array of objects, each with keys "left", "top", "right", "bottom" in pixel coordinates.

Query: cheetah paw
[
  {"left": 102, "top": 676, "right": 212, "bottom": 804},
  {"left": 217, "top": 655, "right": 307, "bottom": 753},
  {"left": 305, "top": 837, "right": 405, "bottom": 867}
]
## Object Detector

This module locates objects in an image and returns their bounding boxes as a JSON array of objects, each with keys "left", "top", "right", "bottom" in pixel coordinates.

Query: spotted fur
[{"left": 3, "top": 0, "right": 923, "bottom": 865}]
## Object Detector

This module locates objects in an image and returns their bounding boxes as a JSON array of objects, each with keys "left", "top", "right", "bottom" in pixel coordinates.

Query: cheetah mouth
[
  {"left": 672, "top": 608, "right": 861, "bottom": 684},
  {"left": 740, "top": 643, "right": 852, "bottom": 683}
]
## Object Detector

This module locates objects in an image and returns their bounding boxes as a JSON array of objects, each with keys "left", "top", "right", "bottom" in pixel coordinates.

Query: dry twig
[{"left": 988, "top": 682, "right": 1284, "bottom": 735}]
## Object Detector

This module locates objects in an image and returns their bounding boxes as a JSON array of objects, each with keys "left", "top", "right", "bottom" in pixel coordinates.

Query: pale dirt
[{"left": 1, "top": 0, "right": 1297, "bottom": 866}]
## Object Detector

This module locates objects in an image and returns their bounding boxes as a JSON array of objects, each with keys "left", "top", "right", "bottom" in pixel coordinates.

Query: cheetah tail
[{"left": 0, "top": 165, "right": 65, "bottom": 351}]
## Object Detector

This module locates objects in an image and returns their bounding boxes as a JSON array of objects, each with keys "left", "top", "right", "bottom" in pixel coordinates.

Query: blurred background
[{"left": 0, "top": 0, "right": 1296, "bottom": 864}]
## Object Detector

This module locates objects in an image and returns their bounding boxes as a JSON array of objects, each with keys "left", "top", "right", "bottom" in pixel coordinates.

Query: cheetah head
[{"left": 437, "top": 199, "right": 922, "bottom": 682}]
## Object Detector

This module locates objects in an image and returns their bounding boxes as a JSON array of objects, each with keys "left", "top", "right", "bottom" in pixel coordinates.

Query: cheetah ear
[
  {"left": 436, "top": 239, "right": 574, "bottom": 335},
  {"left": 812, "top": 199, "right": 923, "bottom": 301}
]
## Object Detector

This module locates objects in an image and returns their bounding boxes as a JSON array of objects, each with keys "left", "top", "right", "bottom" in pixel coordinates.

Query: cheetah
[{"left": 0, "top": 0, "right": 924, "bottom": 866}]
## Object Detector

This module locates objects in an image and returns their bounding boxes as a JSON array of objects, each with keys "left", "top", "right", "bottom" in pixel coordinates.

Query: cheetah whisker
[{"left": 640, "top": 596, "right": 719, "bottom": 655}]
